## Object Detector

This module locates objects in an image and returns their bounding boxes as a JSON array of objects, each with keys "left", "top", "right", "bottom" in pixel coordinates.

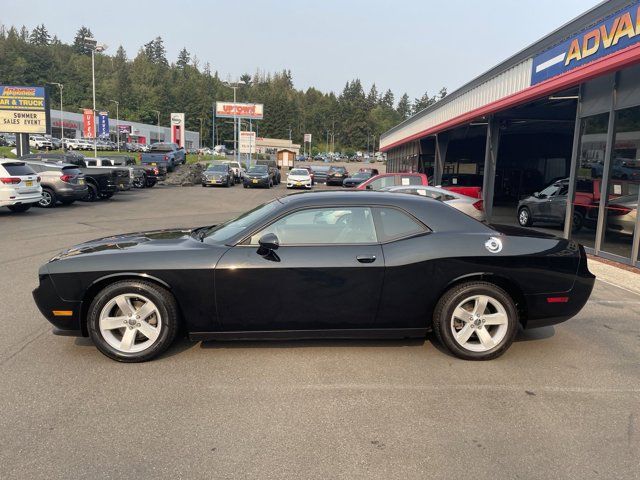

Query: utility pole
[
  {"left": 152, "top": 110, "right": 160, "bottom": 143},
  {"left": 48, "top": 82, "right": 64, "bottom": 150},
  {"left": 90, "top": 43, "right": 107, "bottom": 157},
  {"left": 109, "top": 100, "right": 119, "bottom": 152}
]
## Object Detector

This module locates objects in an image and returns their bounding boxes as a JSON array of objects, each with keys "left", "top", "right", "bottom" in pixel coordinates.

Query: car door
[
  {"left": 215, "top": 206, "right": 384, "bottom": 331},
  {"left": 548, "top": 184, "right": 569, "bottom": 223},
  {"left": 537, "top": 184, "right": 561, "bottom": 221}
]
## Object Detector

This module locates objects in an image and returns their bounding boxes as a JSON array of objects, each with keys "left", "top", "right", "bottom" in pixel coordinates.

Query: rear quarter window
[{"left": 374, "top": 207, "right": 428, "bottom": 242}]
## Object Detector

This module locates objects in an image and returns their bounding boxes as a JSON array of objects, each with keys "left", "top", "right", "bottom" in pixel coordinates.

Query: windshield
[
  {"left": 248, "top": 166, "right": 268, "bottom": 174},
  {"left": 289, "top": 169, "right": 308, "bottom": 175},
  {"left": 205, "top": 200, "right": 280, "bottom": 243},
  {"left": 206, "top": 164, "right": 227, "bottom": 172},
  {"left": 331, "top": 167, "right": 347, "bottom": 173},
  {"left": 312, "top": 166, "right": 330, "bottom": 172},
  {"left": 353, "top": 172, "right": 368, "bottom": 178}
]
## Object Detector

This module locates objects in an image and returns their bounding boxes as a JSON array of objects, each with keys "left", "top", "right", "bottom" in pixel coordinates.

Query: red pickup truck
[{"left": 356, "top": 172, "right": 483, "bottom": 198}]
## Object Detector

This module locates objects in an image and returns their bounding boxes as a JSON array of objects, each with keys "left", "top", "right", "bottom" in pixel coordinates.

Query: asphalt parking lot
[{"left": 1, "top": 182, "right": 639, "bottom": 480}]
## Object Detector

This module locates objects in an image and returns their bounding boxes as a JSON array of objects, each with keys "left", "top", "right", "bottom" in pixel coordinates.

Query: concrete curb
[{"left": 587, "top": 256, "right": 640, "bottom": 296}]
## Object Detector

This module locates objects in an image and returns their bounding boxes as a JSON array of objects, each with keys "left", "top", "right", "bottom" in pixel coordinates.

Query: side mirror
[
  {"left": 533, "top": 192, "right": 540, "bottom": 198},
  {"left": 258, "top": 233, "right": 279, "bottom": 251}
]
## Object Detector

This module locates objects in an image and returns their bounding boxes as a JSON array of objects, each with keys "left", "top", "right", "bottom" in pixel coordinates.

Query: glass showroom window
[
  {"left": 601, "top": 106, "right": 640, "bottom": 261},
  {"left": 570, "top": 112, "right": 609, "bottom": 249}
]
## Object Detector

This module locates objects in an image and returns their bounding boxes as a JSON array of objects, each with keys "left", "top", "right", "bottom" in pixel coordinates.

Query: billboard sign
[
  {"left": 215, "top": 102, "right": 264, "bottom": 119},
  {"left": 0, "top": 85, "right": 49, "bottom": 134},
  {"left": 97, "top": 111, "right": 109, "bottom": 138},
  {"left": 239, "top": 131, "right": 256, "bottom": 154},
  {"left": 118, "top": 124, "right": 132, "bottom": 133},
  {"left": 532, "top": 4, "right": 640, "bottom": 85},
  {"left": 82, "top": 109, "right": 95, "bottom": 138},
  {"left": 304, "top": 133, "right": 312, "bottom": 143},
  {"left": 170, "top": 112, "right": 185, "bottom": 147}
]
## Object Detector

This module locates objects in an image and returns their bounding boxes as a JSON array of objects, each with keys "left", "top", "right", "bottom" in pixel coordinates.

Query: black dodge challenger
[{"left": 33, "top": 191, "right": 595, "bottom": 362}]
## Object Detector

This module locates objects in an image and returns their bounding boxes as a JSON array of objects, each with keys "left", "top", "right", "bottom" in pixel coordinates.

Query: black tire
[
  {"left": 133, "top": 174, "right": 147, "bottom": 189},
  {"left": 243, "top": 184, "right": 248, "bottom": 188},
  {"left": 433, "top": 281, "right": 518, "bottom": 361},
  {"left": 60, "top": 199, "right": 75, "bottom": 206},
  {"left": 83, "top": 183, "right": 98, "bottom": 202},
  {"left": 146, "top": 178, "right": 157, "bottom": 188},
  {"left": 99, "top": 191, "right": 115, "bottom": 200},
  {"left": 202, "top": 183, "right": 207, "bottom": 187},
  {"left": 87, "top": 280, "right": 180, "bottom": 363},
  {"left": 517, "top": 207, "right": 532, "bottom": 227},
  {"left": 571, "top": 210, "right": 584, "bottom": 232},
  {"left": 38, "top": 188, "right": 56, "bottom": 208},
  {"left": 7, "top": 204, "right": 31, "bottom": 213}
]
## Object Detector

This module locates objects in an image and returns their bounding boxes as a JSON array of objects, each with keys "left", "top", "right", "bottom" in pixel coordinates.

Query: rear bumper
[
  {"left": 0, "top": 192, "right": 42, "bottom": 206},
  {"left": 57, "top": 186, "right": 89, "bottom": 200}
]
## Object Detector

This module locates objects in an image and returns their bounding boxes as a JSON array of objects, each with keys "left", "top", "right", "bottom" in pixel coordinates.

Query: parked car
[
  {"left": 105, "top": 156, "right": 166, "bottom": 188},
  {"left": 357, "top": 173, "right": 427, "bottom": 190},
  {"left": 21, "top": 160, "right": 88, "bottom": 208},
  {"left": 222, "top": 160, "right": 244, "bottom": 183},
  {"left": 255, "top": 159, "right": 281, "bottom": 184},
  {"left": 286, "top": 168, "right": 313, "bottom": 189},
  {"left": 33, "top": 190, "right": 595, "bottom": 362},
  {"left": 29, "top": 135, "right": 53, "bottom": 150},
  {"left": 517, "top": 178, "right": 597, "bottom": 232},
  {"left": 64, "top": 138, "right": 84, "bottom": 150},
  {"left": 326, "top": 166, "right": 349, "bottom": 186},
  {"left": 602, "top": 194, "right": 637, "bottom": 236},
  {"left": 202, "top": 163, "right": 234, "bottom": 187},
  {"left": 342, "top": 171, "right": 375, "bottom": 187},
  {"left": 380, "top": 185, "right": 486, "bottom": 221},
  {"left": 243, "top": 165, "right": 274, "bottom": 188},
  {"left": 438, "top": 174, "right": 483, "bottom": 199},
  {"left": 141, "top": 142, "right": 186, "bottom": 172},
  {"left": 1, "top": 134, "right": 16, "bottom": 147},
  {"left": 299, "top": 166, "right": 315, "bottom": 185},
  {"left": 22, "top": 153, "right": 119, "bottom": 202},
  {"left": 0, "top": 159, "right": 42, "bottom": 212},
  {"left": 83, "top": 158, "right": 133, "bottom": 192},
  {"left": 46, "top": 136, "right": 62, "bottom": 150},
  {"left": 310, "top": 165, "right": 331, "bottom": 184}
]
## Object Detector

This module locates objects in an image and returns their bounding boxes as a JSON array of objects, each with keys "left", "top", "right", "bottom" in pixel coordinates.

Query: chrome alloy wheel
[
  {"left": 39, "top": 190, "right": 53, "bottom": 207},
  {"left": 98, "top": 293, "right": 162, "bottom": 353},
  {"left": 450, "top": 295, "right": 509, "bottom": 352},
  {"left": 518, "top": 209, "right": 529, "bottom": 226}
]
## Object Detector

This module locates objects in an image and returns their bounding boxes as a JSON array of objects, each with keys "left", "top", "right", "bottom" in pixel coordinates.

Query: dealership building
[
  {"left": 48, "top": 109, "right": 200, "bottom": 148},
  {"left": 381, "top": 0, "right": 640, "bottom": 267}
]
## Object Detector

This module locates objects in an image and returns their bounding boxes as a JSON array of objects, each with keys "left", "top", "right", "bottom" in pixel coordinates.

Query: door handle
[{"left": 356, "top": 255, "right": 376, "bottom": 264}]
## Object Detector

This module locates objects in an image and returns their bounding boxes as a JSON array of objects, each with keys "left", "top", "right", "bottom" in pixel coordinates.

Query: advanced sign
[
  {"left": 0, "top": 85, "right": 49, "bottom": 134},
  {"left": 532, "top": 3, "right": 640, "bottom": 85},
  {"left": 239, "top": 131, "right": 256, "bottom": 154},
  {"left": 215, "top": 102, "right": 264, "bottom": 119}
]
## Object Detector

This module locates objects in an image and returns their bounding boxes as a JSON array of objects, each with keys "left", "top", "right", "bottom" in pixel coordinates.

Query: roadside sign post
[
  {"left": 0, "top": 85, "right": 51, "bottom": 157},
  {"left": 215, "top": 101, "right": 264, "bottom": 167}
]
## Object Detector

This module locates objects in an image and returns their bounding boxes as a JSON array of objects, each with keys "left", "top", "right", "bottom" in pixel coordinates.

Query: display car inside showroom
[{"left": 381, "top": 0, "right": 640, "bottom": 267}]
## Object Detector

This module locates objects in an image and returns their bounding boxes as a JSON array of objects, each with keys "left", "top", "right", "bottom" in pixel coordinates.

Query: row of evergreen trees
[{"left": 0, "top": 24, "right": 447, "bottom": 151}]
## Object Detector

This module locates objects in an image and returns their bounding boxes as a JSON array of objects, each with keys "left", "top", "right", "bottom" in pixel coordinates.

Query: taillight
[
  {"left": 163, "top": 155, "right": 168, "bottom": 161},
  {"left": 0, "top": 177, "right": 20, "bottom": 184},
  {"left": 60, "top": 174, "right": 73, "bottom": 183},
  {"left": 473, "top": 200, "right": 484, "bottom": 211},
  {"left": 153, "top": 167, "right": 159, "bottom": 174}
]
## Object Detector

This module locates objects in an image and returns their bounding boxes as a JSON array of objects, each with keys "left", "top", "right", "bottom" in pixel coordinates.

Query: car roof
[{"left": 22, "top": 159, "right": 74, "bottom": 169}]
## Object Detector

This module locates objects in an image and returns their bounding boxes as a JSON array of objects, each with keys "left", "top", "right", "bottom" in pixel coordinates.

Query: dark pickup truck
[
  {"left": 104, "top": 156, "right": 166, "bottom": 188},
  {"left": 20, "top": 152, "right": 119, "bottom": 201},
  {"left": 140, "top": 142, "right": 186, "bottom": 172}
]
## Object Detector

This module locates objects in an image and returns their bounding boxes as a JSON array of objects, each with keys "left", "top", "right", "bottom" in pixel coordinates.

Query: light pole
[
  {"left": 152, "top": 110, "right": 160, "bottom": 143},
  {"left": 48, "top": 82, "right": 64, "bottom": 150},
  {"left": 109, "top": 100, "right": 119, "bottom": 152},
  {"left": 223, "top": 79, "right": 250, "bottom": 164},
  {"left": 198, "top": 118, "right": 205, "bottom": 148},
  {"left": 90, "top": 42, "right": 107, "bottom": 158}
]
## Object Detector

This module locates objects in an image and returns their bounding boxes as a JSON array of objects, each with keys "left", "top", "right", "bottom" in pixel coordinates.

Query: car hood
[{"left": 48, "top": 227, "right": 203, "bottom": 262}]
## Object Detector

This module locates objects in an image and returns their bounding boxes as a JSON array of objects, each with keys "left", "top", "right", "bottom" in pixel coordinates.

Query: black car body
[
  {"left": 34, "top": 191, "right": 594, "bottom": 362},
  {"left": 326, "top": 166, "right": 348, "bottom": 186},
  {"left": 310, "top": 165, "right": 331, "bottom": 184},
  {"left": 243, "top": 165, "right": 273, "bottom": 188},
  {"left": 103, "top": 156, "right": 166, "bottom": 188},
  {"left": 202, "top": 163, "right": 234, "bottom": 187},
  {"left": 343, "top": 171, "right": 373, "bottom": 187},
  {"left": 255, "top": 159, "right": 281, "bottom": 184},
  {"left": 20, "top": 153, "right": 118, "bottom": 201}
]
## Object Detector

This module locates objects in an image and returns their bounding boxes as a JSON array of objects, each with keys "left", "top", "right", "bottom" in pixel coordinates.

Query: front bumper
[
  {"left": 244, "top": 178, "right": 270, "bottom": 187},
  {"left": 202, "top": 176, "right": 230, "bottom": 186},
  {"left": 32, "top": 274, "right": 84, "bottom": 336},
  {"left": 287, "top": 180, "right": 312, "bottom": 189}
]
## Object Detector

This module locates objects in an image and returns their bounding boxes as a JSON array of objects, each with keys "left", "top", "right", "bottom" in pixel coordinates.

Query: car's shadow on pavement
[{"left": 199, "top": 337, "right": 427, "bottom": 350}]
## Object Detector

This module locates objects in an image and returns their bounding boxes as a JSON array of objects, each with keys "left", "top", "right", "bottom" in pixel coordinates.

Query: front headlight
[{"left": 262, "top": 175, "right": 269, "bottom": 179}]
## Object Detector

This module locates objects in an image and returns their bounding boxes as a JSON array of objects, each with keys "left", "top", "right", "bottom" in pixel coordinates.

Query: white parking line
[{"left": 595, "top": 278, "right": 640, "bottom": 297}]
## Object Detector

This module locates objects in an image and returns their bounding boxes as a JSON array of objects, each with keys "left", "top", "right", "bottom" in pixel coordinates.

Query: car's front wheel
[
  {"left": 39, "top": 188, "right": 56, "bottom": 208},
  {"left": 87, "top": 280, "right": 180, "bottom": 362},
  {"left": 517, "top": 207, "right": 532, "bottom": 227},
  {"left": 433, "top": 281, "right": 518, "bottom": 360}
]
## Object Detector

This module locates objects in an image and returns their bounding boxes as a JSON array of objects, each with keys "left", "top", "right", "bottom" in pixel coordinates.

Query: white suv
[
  {"left": 29, "top": 135, "right": 53, "bottom": 150},
  {"left": 0, "top": 159, "right": 42, "bottom": 212}
]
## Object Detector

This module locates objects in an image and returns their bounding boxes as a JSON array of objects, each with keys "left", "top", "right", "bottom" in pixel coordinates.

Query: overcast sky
[{"left": 3, "top": 0, "right": 600, "bottom": 102}]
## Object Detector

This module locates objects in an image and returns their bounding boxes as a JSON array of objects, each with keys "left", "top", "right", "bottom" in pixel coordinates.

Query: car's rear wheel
[
  {"left": 133, "top": 174, "right": 146, "bottom": 188},
  {"left": 39, "top": 188, "right": 56, "bottom": 208},
  {"left": 517, "top": 207, "right": 532, "bottom": 227},
  {"left": 83, "top": 183, "right": 98, "bottom": 202},
  {"left": 7, "top": 204, "right": 31, "bottom": 213},
  {"left": 433, "top": 282, "right": 518, "bottom": 360},
  {"left": 99, "top": 191, "right": 114, "bottom": 200},
  {"left": 572, "top": 210, "right": 584, "bottom": 232},
  {"left": 87, "top": 280, "right": 179, "bottom": 362}
]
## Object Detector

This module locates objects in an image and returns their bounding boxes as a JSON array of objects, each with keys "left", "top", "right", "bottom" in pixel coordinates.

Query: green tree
[
  {"left": 396, "top": 93, "right": 411, "bottom": 120},
  {"left": 72, "top": 26, "right": 93, "bottom": 54},
  {"left": 29, "top": 24, "right": 50, "bottom": 46},
  {"left": 176, "top": 47, "right": 190, "bottom": 69}
]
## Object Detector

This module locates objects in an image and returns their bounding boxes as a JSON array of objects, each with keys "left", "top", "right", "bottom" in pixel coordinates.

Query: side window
[
  {"left": 250, "top": 207, "right": 377, "bottom": 245},
  {"left": 86, "top": 160, "right": 97, "bottom": 166},
  {"left": 374, "top": 207, "right": 427, "bottom": 242},
  {"left": 402, "top": 175, "right": 422, "bottom": 186},
  {"left": 27, "top": 164, "right": 41, "bottom": 173}
]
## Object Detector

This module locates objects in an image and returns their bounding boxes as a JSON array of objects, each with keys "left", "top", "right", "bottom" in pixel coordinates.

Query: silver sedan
[{"left": 380, "top": 185, "right": 486, "bottom": 221}]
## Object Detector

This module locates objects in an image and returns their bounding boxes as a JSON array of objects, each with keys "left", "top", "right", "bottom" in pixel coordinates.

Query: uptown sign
[{"left": 532, "top": 3, "right": 640, "bottom": 85}]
